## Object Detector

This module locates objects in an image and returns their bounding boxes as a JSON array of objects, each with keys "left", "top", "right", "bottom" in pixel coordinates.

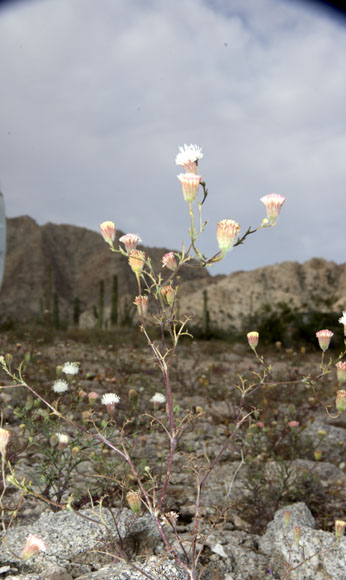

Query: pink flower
[
  {"left": 21, "top": 535, "right": 46, "bottom": 560},
  {"left": 288, "top": 420, "right": 300, "bottom": 428},
  {"left": 88, "top": 392, "right": 99, "bottom": 405},
  {"left": 119, "top": 233, "right": 142, "bottom": 253},
  {"left": 175, "top": 144, "right": 203, "bottom": 174},
  {"left": 260, "top": 193, "right": 286, "bottom": 225},
  {"left": 336, "top": 361, "right": 346, "bottom": 384},
  {"left": 256, "top": 421, "right": 265, "bottom": 428},
  {"left": 162, "top": 252, "right": 177, "bottom": 271},
  {"left": 99, "top": 221, "right": 116, "bottom": 245},
  {"left": 316, "top": 329, "right": 334, "bottom": 352},
  {"left": 134, "top": 295, "right": 148, "bottom": 316},
  {"left": 217, "top": 219, "right": 240, "bottom": 253},
  {"left": 177, "top": 173, "right": 201, "bottom": 203},
  {"left": 247, "top": 331, "right": 259, "bottom": 350}
]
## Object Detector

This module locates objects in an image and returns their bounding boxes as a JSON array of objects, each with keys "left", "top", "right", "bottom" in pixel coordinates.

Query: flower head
[
  {"left": 177, "top": 173, "right": 201, "bottom": 203},
  {"left": 128, "top": 250, "right": 146, "bottom": 275},
  {"left": 339, "top": 312, "right": 346, "bottom": 335},
  {"left": 162, "top": 511, "right": 179, "bottom": 527},
  {"left": 175, "top": 144, "right": 203, "bottom": 173},
  {"left": 162, "top": 252, "right": 177, "bottom": 271},
  {"left": 56, "top": 432, "right": 69, "bottom": 448},
  {"left": 336, "top": 390, "right": 346, "bottom": 412},
  {"left": 134, "top": 295, "right": 148, "bottom": 316},
  {"left": 52, "top": 380, "right": 69, "bottom": 394},
  {"left": 260, "top": 193, "right": 286, "bottom": 225},
  {"left": 247, "top": 331, "right": 259, "bottom": 350},
  {"left": 126, "top": 490, "right": 141, "bottom": 515},
  {"left": 335, "top": 520, "right": 346, "bottom": 541},
  {"left": 101, "top": 392, "right": 120, "bottom": 415},
  {"left": 217, "top": 219, "right": 240, "bottom": 253},
  {"left": 0, "top": 428, "right": 10, "bottom": 456},
  {"left": 119, "top": 233, "right": 142, "bottom": 253},
  {"left": 288, "top": 420, "right": 299, "bottom": 428},
  {"left": 161, "top": 285, "right": 175, "bottom": 306},
  {"left": 151, "top": 392, "right": 166, "bottom": 405},
  {"left": 100, "top": 221, "right": 116, "bottom": 246},
  {"left": 20, "top": 535, "right": 46, "bottom": 560},
  {"left": 336, "top": 361, "right": 346, "bottom": 384},
  {"left": 62, "top": 362, "right": 79, "bottom": 376},
  {"left": 316, "top": 329, "right": 333, "bottom": 352},
  {"left": 101, "top": 393, "right": 120, "bottom": 406}
]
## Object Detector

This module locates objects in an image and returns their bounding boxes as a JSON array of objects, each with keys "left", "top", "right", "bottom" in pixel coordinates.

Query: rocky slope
[
  {"left": 0, "top": 216, "right": 211, "bottom": 326},
  {"left": 0, "top": 216, "right": 345, "bottom": 331}
]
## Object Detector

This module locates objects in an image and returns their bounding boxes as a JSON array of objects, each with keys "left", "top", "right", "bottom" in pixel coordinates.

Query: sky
[{"left": 0, "top": 0, "right": 345, "bottom": 276}]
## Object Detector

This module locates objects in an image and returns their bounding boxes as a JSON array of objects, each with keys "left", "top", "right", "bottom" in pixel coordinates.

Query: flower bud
[
  {"left": 335, "top": 520, "right": 346, "bottom": 541},
  {"left": 0, "top": 428, "right": 10, "bottom": 457},
  {"left": 217, "top": 219, "right": 240, "bottom": 253},
  {"left": 260, "top": 193, "right": 286, "bottom": 225},
  {"left": 336, "top": 361, "right": 346, "bottom": 384},
  {"left": 162, "top": 252, "right": 177, "bottom": 271},
  {"left": 128, "top": 250, "right": 146, "bottom": 275},
  {"left": 177, "top": 173, "right": 201, "bottom": 203},
  {"left": 134, "top": 295, "right": 148, "bottom": 316},
  {"left": 284, "top": 510, "right": 291, "bottom": 527},
  {"left": 20, "top": 535, "right": 46, "bottom": 560},
  {"left": 247, "top": 331, "right": 259, "bottom": 350},
  {"left": 293, "top": 525, "right": 301, "bottom": 547},
  {"left": 316, "top": 329, "right": 333, "bottom": 352},
  {"left": 336, "top": 390, "right": 346, "bottom": 413},
  {"left": 314, "top": 449, "right": 322, "bottom": 461},
  {"left": 161, "top": 285, "right": 175, "bottom": 306},
  {"left": 100, "top": 221, "right": 116, "bottom": 246},
  {"left": 126, "top": 491, "right": 141, "bottom": 515},
  {"left": 119, "top": 233, "right": 142, "bottom": 253}
]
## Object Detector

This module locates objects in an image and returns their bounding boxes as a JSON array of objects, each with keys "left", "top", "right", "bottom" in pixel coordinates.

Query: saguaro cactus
[
  {"left": 111, "top": 274, "right": 118, "bottom": 326},
  {"left": 202, "top": 288, "right": 210, "bottom": 337},
  {"left": 0, "top": 192, "right": 6, "bottom": 289},
  {"left": 98, "top": 279, "right": 104, "bottom": 329}
]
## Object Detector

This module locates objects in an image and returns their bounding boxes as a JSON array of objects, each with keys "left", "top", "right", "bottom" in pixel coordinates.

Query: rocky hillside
[
  {"left": 0, "top": 216, "right": 211, "bottom": 326},
  {"left": 0, "top": 216, "right": 345, "bottom": 331},
  {"left": 179, "top": 258, "right": 346, "bottom": 332}
]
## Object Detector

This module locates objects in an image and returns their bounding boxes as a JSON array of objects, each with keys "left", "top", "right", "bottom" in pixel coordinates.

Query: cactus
[
  {"left": 53, "top": 293, "right": 60, "bottom": 330},
  {"left": 98, "top": 279, "right": 104, "bottom": 329},
  {"left": 73, "top": 297, "right": 80, "bottom": 326},
  {"left": 111, "top": 274, "right": 118, "bottom": 326},
  {"left": 202, "top": 289, "right": 210, "bottom": 337}
]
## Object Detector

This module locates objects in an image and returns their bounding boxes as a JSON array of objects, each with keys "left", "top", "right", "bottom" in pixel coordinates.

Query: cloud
[{"left": 0, "top": 0, "right": 345, "bottom": 274}]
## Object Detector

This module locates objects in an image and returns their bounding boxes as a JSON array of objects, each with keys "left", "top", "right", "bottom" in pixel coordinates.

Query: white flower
[
  {"left": 339, "top": 312, "right": 346, "bottom": 326},
  {"left": 151, "top": 392, "right": 166, "bottom": 404},
  {"left": 175, "top": 144, "right": 203, "bottom": 170},
  {"left": 119, "top": 233, "right": 142, "bottom": 253},
  {"left": 62, "top": 362, "right": 79, "bottom": 375},
  {"left": 56, "top": 432, "right": 69, "bottom": 445},
  {"left": 52, "top": 380, "right": 68, "bottom": 393},
  {"left": 101, "top": 393, "right": 120, "bottom": 406}
]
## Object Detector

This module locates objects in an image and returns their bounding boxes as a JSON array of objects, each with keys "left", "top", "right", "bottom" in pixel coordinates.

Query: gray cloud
[{"left": 0, "top": 0, "right": 345, "bottom": 274}]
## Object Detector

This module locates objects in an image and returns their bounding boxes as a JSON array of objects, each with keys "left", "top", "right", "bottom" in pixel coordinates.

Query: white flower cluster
[
  {"left": 62, "top": 362, "right": 79, "bottom": 375},
  {"left": 101, "top": 393, "right": 120, "bottom": 406},
  {"left": 151, "top": 392, "right": 166, "bottom": 404},
  {"left": 52, "top": 380, "right": 69, "bottom": 393}
]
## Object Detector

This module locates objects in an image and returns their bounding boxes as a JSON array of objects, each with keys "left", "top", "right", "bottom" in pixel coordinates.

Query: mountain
[
  {"left": 1, "top": 216, "right": 345, "bottom": 332},
  {"left": 0, "top": 216, "right": 211, "bottom": 326},
  {"left": 178, "top": 258, "right": 346, "bottom": 332}
]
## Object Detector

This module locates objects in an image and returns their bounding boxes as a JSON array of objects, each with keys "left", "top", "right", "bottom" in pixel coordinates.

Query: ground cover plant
[{"left": 1, "top": 145, "right": 346, "bottom": 579}]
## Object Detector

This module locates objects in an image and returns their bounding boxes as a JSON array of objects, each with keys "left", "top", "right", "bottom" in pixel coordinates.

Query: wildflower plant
[{"left": 1, "top": 144, "right": 345, "bottom": 580}]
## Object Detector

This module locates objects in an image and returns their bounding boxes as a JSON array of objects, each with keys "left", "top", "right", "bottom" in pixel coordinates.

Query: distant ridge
[
  {"left": 1, "top": 216, "right": 345, "bottom": 330},
  {"left": 0, "top": 216, "right": 210, "bottom": 325}
]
